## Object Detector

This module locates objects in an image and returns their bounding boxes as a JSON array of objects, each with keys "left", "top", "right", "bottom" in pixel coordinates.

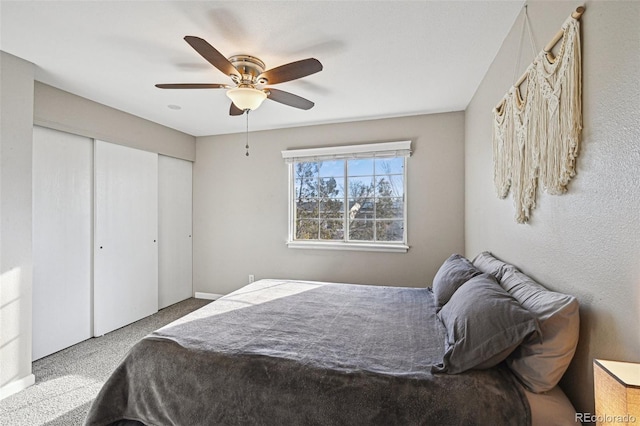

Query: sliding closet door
[
  {"left": 94, "top": 140, "right": 158, "bottom": 336},
  {"left": 32, "top": 126, "right": 92, "bottom": 360},
  {"left": 158, "top": 155, "right": 193, "bottom": 309}
]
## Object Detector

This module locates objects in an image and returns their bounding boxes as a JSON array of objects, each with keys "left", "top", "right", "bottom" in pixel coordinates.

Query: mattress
[{"left": 523, "top": 385, "right": 580, "bottom": 426}]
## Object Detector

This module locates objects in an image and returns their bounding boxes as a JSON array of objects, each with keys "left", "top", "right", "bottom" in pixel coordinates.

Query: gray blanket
[{"left": 84, "top": 279, "right": 530, "bottom": 426}]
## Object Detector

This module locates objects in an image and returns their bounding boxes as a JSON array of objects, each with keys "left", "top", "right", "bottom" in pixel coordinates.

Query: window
[{"left": 282, "top": 141, "right": 411, "bottom": 252}]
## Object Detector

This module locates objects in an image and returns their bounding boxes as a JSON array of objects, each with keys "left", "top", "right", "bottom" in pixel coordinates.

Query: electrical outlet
[{"left": 249, "top": 274, "right": 255, "bottom": 283}]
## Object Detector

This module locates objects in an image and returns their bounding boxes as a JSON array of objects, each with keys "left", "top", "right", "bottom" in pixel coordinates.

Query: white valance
[{"left": 282, "top": 140, "right": 411, "bottom": 164}]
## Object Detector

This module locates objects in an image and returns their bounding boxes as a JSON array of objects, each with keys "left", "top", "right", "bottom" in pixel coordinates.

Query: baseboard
[
  {"left": 0, "top": 373, "right": 35, "bottom": 401},
  {"left": 194, "top": 292, "right": 223, "bottom": 300}
]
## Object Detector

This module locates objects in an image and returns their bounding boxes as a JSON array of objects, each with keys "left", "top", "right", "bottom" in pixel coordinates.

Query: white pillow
[{"left": 501, "top": 268, "right": 580, "bottom": 393}]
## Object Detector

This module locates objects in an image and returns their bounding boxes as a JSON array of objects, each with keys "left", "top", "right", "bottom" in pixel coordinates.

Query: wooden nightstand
[{"left": 593, "top": 359, "right": 640, "bottom": 425}]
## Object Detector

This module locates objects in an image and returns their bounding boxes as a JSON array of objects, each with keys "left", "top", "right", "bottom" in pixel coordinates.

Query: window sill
[{"left": 286, "top": 240, "right": 409, "bottom": 253}]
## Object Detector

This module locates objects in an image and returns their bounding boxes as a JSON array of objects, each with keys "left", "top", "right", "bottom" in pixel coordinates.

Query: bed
[{"left": 84, "top": 253, "right": 580, "bottom": 426}]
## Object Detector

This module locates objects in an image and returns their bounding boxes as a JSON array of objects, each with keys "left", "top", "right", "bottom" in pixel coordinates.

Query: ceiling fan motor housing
[{"left": 229, "top": 55, "right": 267, "bottom": 85}]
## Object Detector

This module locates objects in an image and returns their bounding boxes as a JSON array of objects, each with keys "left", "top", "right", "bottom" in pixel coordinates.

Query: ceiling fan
[{"left": 156, "top": 36, "right": 323, "bottom": 116}]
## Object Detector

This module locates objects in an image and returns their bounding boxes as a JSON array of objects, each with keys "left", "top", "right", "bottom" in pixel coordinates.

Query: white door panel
[
  {"left": 32, "top": 126, "right": 93, "bottom": 360},
  {"left": 158, "top": 155, "right": 193, "bottom": 309},
  {"left": 94, "top": 140, "right": 158, "bottom": 336}
]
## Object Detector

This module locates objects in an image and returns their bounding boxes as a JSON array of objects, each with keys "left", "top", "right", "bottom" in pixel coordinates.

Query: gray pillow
[
  {"left": 501, "top": 268, "right": 580, "bottom": 393},
  {"left": 431, "top": 254, "right": 481, "bottom": 310},
  {"left": 471, "top": 251, "right": 511, "bottom": 281},
  {"left": 432, "top": 273, "right": 540, "bottom": 374}
]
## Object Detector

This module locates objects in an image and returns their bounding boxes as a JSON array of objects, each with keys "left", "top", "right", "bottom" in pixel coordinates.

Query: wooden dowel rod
[
  {"left": 515, "top": 69, "right": 528, "bottom": 87},
  {"left": 544, "top": 6, "right": 585, "bottom": 52},
  {"left": 494, "top": 6, "right": 585, "bottom": 110}
]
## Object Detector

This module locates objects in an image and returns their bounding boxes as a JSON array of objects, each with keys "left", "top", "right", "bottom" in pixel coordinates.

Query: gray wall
[
  {"left": 465, "top": 0, "right": 640, "bottom": 414},
  {"left": 34, "top": 82, "right": 195, "bottom": 161},
  {"left": 0, "top": 51, "right": 35, "bottom": 397},
  {"left": 194, "top": 112, "right": 465, "bottom": 295}
]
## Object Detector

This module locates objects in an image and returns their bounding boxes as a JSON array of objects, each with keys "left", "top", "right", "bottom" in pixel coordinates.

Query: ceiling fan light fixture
[{"left": 226, "top": 87, "right": 267, "bottom": 111}]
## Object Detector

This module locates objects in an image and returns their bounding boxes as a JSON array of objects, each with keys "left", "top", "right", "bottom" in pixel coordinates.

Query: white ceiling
[{"left": 0, "top": 1, "right": 524, "bottom": 137}]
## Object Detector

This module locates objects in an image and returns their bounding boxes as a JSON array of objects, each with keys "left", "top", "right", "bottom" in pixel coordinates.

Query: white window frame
[{"left": 282, "top": 141, "right": 411, "bottom": 253}]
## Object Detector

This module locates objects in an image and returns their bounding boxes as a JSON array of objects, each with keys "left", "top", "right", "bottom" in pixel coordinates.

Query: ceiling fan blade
[
  {"left": 258, "top": 58, "right": 322, "bottom": 85},
  {"left": 266, "top": 88, "right": 315, "bottom": 110},
  {"left": 184, "top": 36, "right": 239, "bottom": 79},
  {"left": 229, "top": 102, "right": 245, "bottom": 116},
  {"left": 155, "top": 83, "right": 228, "bottom": 89}
]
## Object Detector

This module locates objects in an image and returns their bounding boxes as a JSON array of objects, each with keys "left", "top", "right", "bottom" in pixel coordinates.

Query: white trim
[
  {"left": 282, "top": 140, "right": 411, "bottom": 162},
  {"left": 0, "top": 374, "right": 35, "bottom": 401},
  {"left": 286, "top": 241, "right": 409, "bottom": 253},
  {"left": 287, "top": 162, "right": 295, "bottom": 244},
  {"left": 194, "top": 292, "right": 223, "bottom": 300}
]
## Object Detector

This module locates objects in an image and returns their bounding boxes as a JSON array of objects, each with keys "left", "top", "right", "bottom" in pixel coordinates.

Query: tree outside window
[{"left": 294, "top": 157, "right": 404, "bottom": 243}]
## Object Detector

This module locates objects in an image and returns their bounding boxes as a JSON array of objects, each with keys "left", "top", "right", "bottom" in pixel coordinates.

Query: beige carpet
[{"left": 0, "top": 298, "right": 211, "bottom": 426}]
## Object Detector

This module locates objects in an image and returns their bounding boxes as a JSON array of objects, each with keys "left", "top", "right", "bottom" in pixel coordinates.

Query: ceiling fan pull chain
[{"left": 245, "top": 110, "right": 250, "bottom": 156}]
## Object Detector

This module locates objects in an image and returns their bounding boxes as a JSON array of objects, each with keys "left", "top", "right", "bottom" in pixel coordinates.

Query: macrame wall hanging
[{"left": 492, "top": 6, "right": 584, "bottom": 223}]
